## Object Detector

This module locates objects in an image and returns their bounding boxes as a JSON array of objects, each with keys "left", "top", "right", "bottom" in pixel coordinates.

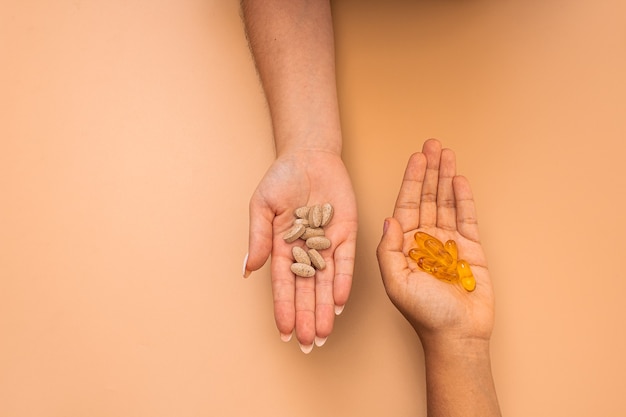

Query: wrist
[
  {"left": 420, "top": 333, "right": 492, "bottom": 363},
  {"left": 275, "top": 131, "right": 343, "bottom": 158}
]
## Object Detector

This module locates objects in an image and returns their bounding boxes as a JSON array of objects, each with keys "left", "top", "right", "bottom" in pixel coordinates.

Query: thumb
[
  {"left": 376, "top": 217, "right": 408, "bottom": 283},
  {"left": 243, "top": 198, "right": 274, "bottom": 278}
]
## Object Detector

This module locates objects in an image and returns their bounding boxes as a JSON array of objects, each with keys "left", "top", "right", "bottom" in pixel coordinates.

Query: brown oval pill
[
  {"left": 300, "top": 227, "right": 325, "bottom": 240},
  {"left": 292, "top": 246, "right": 311, "bottom": 265},
  {"left": 306, "top": 236, "right": 331, "bottom": 250},
  {"left": 294, "top": 206, "right": 310, "bottom": 219},
  {"left": 283, "top": 223, "right": 305, "bottom": 243},
  {"left": 308, "top": 249, "right": 326, "bottom": 270},
  {"left": 291, "top": 263, "right": 316, "bottom": 277},
  {"left": 294, "top": 218, "right": 310, "bottom": 226},
  {"left": 321, "top": 203, "right": 334, "bottom": 227},
  {"left": 308, "top": 204, "right": 323, "bottom": 228}
]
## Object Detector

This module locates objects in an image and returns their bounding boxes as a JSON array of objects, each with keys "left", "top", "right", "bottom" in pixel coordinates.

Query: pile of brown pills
[{"left": 283, "top": 203, "right": 334, "bottom": 277}]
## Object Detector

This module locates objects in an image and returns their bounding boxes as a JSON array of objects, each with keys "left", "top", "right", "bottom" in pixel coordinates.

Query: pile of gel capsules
[{"left": 409, "top": 231, "right": 476, "bottom": 292}]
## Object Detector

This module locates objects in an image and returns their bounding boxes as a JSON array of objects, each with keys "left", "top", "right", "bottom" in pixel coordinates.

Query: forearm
[
  {"left": 423, "top": 337, "right": 501, "bottom": 417},
  {"left": 240, "top": 0, "right": 342, "bottom": 156}
]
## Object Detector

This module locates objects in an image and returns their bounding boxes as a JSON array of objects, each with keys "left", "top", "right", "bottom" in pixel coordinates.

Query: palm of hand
[
  {"left": 379, "top": 140, "right": 495, "bottom": 343},
  {"left": 398, "top": 226, "right": 493, "bottom": 341},
  {"left": 247, "top": 150, "right": 357, "bottom": 348}
]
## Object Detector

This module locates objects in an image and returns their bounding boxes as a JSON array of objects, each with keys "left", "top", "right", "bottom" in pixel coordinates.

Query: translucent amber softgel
[{"left": 409, "top": 232, "right": 476, "bottom": 292}]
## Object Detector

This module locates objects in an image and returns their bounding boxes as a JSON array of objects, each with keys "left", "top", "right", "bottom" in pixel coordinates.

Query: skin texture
[
  {"left": 239, "top": 3, "right": 501, "bottom": 413},
  {"left": 377, "top": 139, "right": 501, "bottom": 417},
  {"left": 240, "top": 0, "right": 357, "bottom": 352}
]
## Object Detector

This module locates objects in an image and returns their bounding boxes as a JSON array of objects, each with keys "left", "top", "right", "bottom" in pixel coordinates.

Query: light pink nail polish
[
  {"left": 242, "top": 253, "right": 251, "bottom": 278},
  {"left": 315, "top": 336, "right": 327, "bottom": 347},
  {"left": 299, "top": 342, "right": 314, "bottom": 354}
]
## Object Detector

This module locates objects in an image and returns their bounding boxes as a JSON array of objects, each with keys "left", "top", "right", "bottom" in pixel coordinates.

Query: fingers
[
  {"left": 293, "top": 249, "right": 339, "bottom": 352},
  {"left": 418, "top": 139, "right": 443, "bottom": 228},
  {"left": 305, "top": 237, "right": 356, "bottom": 350},
  {"left": 453, "top": 175, "right": 481, "bottom": 243},
  {"left": 314, "top": 260, "right": 335, "bottom": 347},
  {"left": 436, "top": 148, "right": 457, "bottom": 231},
  {"left": 294, "top": 270, "right": 316, "bottom": 352},
  {"left": 271, "top": 252, "right": 297, "bottom": 339},
  {"left": 397, "top": 139, "right": 459, "bottom": 233},
  {"left": 271, "top": 242, "right": 334, "bottom": 352},
  {"left": 248, "top": 197, "right": 355, "bottom": 353},
  {"left": 332, "top": 237, "right": 355, "bottom": 311},
  {"left": 273, "top": 238, "right": 350, "bottom": 353},
  {"left": 393, "top": 151, "right": 427, "bottom": 232},
  {"left": 248, "top": 194, "right": 300, "bottom": 342}
]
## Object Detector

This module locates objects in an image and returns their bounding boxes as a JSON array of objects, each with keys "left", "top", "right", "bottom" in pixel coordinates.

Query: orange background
[{"left": 2, "top": 1, "right": 625, "bottom": 416}]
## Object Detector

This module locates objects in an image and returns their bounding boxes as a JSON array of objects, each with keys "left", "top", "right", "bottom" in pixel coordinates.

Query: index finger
[{"left": 393, "top": 151, "right": 427, "bottom": 232}]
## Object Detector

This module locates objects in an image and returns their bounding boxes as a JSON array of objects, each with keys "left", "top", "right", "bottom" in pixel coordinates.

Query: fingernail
[
  {"left": 334, "top": 304, "right": 345, "bottom": 315},
  {"left": 383, "top": 219, "right": 389, "bottom": 235},
  {"left": 242, "top": 253, "right": 251, "bottom": 278},
  {"left": 315, "top": 336, "right": 327, "bottom": 347},
  {"left": 299, "top": 342, "right": 314, "bottom": 354},
  {"left": 280, "top": 332, "right": 292, "bottom": 342}
]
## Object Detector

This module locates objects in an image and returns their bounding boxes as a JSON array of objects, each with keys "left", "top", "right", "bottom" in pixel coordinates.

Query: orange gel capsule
[
  {"left": 414, "top": 231, "right": 433, "bottom": 246},
  {"left": 423, "top": 237, "right": 444, "bottom": 250},
  {"left": 444, "top": 239, "right": 458, "bottom": 260},
  {"left": 456, "top": 260, "right": 476, "bottom": 292},
  {"left": 432, "top": 267, "right": 458, "bottom": 282},
  {"left": 417, "top": 256, "right": 441, "bottom": 273},
  {"left": 417, "top": 256, "right": 437, "bottom": 272},
  {"left": 422, "top": 239, "right": 454, "bottom": 267},
  {"left": 409, "top": 248, "right": 428, "bottom": 262},
  {"left": 444, "top": 240, "right": 458, "bottom": 270},
  {"left": 411, "top": 231, "right": 474, "bottom": 291},
  {"left": 422, "top": 237, "right": 443, "bottom": 254},
  {"left": 414, "top": 233, "right": 455, "bottom": 263}
]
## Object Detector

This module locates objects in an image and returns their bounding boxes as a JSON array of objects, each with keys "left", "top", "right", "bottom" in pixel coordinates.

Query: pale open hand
[
  {"left": 376, "top": 139, "right": 495, "bottom": 348},
  {"left": 244, "top": 150, "right": 357, "bottom": 352}
]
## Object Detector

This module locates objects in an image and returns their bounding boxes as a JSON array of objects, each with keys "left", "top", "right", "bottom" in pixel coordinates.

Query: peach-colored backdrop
[{"left": 2, "top": 1, "right": 625, "bottom": 416}]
